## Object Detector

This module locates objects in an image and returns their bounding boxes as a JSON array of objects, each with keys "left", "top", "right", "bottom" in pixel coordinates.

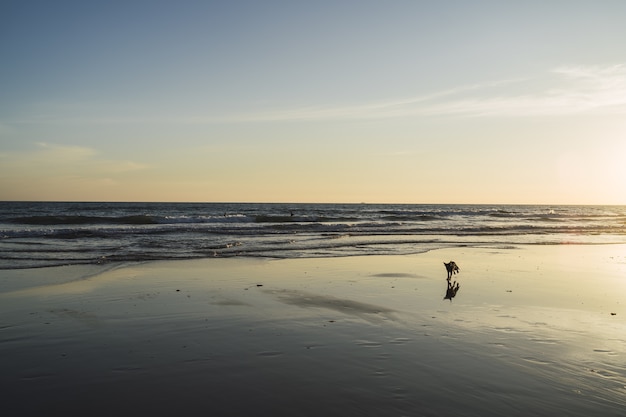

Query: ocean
[{"left": 1, "top": 202, "right": 625, "bottom": 270}]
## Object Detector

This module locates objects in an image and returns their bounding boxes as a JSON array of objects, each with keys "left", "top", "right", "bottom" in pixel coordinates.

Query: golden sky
[{"left": 2, "top": 2, "right": 626, "bottom": 204}]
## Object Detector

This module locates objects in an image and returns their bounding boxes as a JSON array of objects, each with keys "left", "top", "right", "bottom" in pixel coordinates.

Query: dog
[{"left": 444, "top": 261, "right": 459, "bottom": 280}]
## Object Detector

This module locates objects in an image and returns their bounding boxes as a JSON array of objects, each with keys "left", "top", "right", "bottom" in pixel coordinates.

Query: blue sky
[{"left": 2, "top": 1, "right": 626, "bottom": 203}]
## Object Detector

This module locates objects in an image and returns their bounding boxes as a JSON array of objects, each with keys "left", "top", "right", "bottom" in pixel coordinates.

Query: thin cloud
[
  {"left": 235, "top": 64, "right": 626, "bottom": 121},
  {"left": 0, "top": 143, "right": 149, "bottom": 175},
  {"left": 233, "top": 80, "right": 523, "bottom": 122},
  {"left": 5, "top": 65, "right": 624, "bottom": 126},
  {"left": 431, "top": 64, "right": 626, "bottom": 117}
]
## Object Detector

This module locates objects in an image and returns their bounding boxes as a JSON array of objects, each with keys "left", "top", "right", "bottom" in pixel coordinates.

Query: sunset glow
[{"left": 1, "top": 2, "right": 626, "bottom": 204}]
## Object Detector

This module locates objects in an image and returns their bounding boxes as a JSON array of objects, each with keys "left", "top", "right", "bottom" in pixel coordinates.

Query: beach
[{"left": 1, "top": 245, "right": 625, "bottom": 416}]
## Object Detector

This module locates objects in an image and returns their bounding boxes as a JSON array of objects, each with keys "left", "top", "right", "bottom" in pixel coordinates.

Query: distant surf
[{"left": 1, "top": 202, "right": 625, "bottom": 269}]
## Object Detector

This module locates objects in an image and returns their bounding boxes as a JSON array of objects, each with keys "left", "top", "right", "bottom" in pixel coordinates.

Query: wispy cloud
[
  {"left": 235, "top": 64, "right": 626, "bottom": 121},
  {"left": 0, "top": 143, "right": 151, "bottom": 199},
  {"left": 430, "top": 64, "right": 626, "bottom": 117},
  {"left": 5, "top": 65, "right": 625, "bottom": 126},
  {"left": 0, "top": 143, "right": 149, "bottom": 176}
]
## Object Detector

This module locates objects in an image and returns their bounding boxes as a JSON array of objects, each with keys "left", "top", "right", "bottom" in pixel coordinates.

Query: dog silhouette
[{"left": 444, "top": 261, "right": 459, "bottom": 280}]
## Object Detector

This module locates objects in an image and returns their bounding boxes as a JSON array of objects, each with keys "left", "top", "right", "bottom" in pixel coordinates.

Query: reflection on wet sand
[
  {"left": 444, "top": 280, "right": 460, "bottom": 301},
  {"left": 266, "top": 288, "right": 397, "bottom": 322}
]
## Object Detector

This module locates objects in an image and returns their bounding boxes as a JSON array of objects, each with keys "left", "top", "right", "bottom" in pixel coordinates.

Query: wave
[
  {"left": 2, "top": 202, "right": 625, "bottom": 270},
  {"left": 254, "top": 215, "right": 360, "bottom": 223},
  {"left": 11, "top": 215, "right": 159, "bottom": 225},
  {"left": 9, "top": 208, "right": 625, "bottom": 228},
  {"left": 255, "top": 215, "right": 316, "bottom": 223},
  {"left": 3, "top": 218, "right": 625, "bottom": 240}
]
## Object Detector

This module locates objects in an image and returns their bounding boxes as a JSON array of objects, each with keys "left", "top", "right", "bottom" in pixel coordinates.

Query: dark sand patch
[
  {"left": 210, "top": 296, "right": 251, "bottom": 307},
  {"left": 370, "top": 272, "right": 422, "bottom": 278},
  {"left": 47, "top": 308, "right": 102, "bottom": 328},
  {"left": 265, "top": 288, "right": 397, "bottom": 322}
]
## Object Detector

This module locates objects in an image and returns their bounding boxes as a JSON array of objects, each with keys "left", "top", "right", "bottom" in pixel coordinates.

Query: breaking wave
[{"left": 1, "top": 202, "right": 625, "bottom": 269}]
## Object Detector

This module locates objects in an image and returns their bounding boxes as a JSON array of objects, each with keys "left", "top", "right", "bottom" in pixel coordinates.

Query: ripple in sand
[
  {"left": 0, "top": 335, "right": 29, "bottom": 344},
  {"left": 370, "top": 273, "right": 420, "bottom": 278},
  {"left": 529, "top": 337, "right": 559, "bottom": 345},
  {"left": 211, "top": 297, "right": 250, "bottom": 307},
  {"left": 593, "top": 349, "right": 618, "bottom": 356},
  {"left": 133, "top": 292, "right": 159, "bottom": 301},
  {"left": 48, "top": 308, "right": 101, "bottom": 328},
  {"left": 392, "top": 387, "right": 409, "bottom": 400},
  {"left": 112, "top": 366, "right": 144, "bottom": 373},
  {"left": 494, "top": 326, "right": 523, "bottom": 333},
  {"left": 389, "top": 337, "right": 412, "bottom": 345},
  {"left": 522, "top": 356, "right": 553, "bottom": 365},
  {"left": 21, "top": 373, "right": 55, "bottom": 381},
  {"left": 183, "top": 357, "right": 214, "bottom": 364},
  {"left": 590, "top": 368, "right": 616, "bottom": 378},
  {"left": 303, "top": 343, "right": 324, "bottom": 350},
  {"left": 355, "top": 340, "right": 382, "bottom": 348},
  {"left": 257, "top": 351, "right": 284, "bottom": 357}
]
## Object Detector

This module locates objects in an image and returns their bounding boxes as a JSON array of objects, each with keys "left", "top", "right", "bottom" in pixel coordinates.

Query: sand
[{"left": 1, "top": 245, "right": 625, "bottom": 416}]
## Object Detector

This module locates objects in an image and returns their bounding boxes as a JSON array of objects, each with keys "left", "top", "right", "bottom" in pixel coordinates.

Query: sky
[{"left": 2, "top": 1, "right": 626, "bottom": 204}]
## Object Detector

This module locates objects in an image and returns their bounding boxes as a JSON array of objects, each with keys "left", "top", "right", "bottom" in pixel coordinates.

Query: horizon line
[{"left": 1, "top": 200, "right": 624, "bottom": 206}]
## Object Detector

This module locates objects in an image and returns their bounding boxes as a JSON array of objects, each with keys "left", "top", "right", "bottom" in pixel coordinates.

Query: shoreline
[{"left": 1, "top": 245, "right": 625, "bottom": 416}]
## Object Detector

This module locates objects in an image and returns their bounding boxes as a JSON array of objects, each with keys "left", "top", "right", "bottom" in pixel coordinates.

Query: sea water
[{"left": 1, "top": 202, "right": 625, "bottom": 269}]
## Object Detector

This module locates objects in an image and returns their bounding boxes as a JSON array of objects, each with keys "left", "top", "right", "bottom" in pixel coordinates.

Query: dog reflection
[{"left": 444, "top": 280, "right": 460, "bottom": 301}]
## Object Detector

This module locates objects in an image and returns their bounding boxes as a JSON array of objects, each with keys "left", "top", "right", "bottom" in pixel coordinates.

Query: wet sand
[{"left": 1, "top": 245, "right": 625, "bottom": 416}]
